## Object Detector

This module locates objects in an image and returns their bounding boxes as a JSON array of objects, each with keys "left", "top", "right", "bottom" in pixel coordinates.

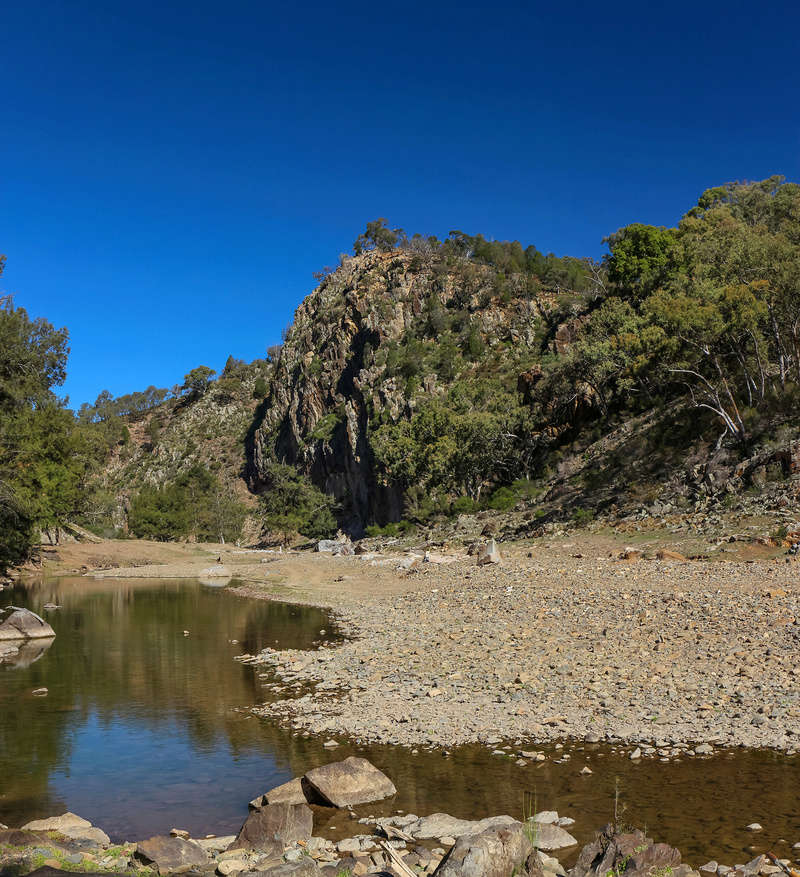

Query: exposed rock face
[
  {"left": 135, "top": 835, "right": 209, "bottom": 873},
  {"left": 228, "top": 802, "right": 313, "bottom": 853},
  {"left": 248, "top": 250, "right": 533, "bottom": 533},
  {"left": 302, "top": 756, "right": 396, "bottom": 807},
  {"left": 0, "top": 607, "right": 55, "bottom": 641}
]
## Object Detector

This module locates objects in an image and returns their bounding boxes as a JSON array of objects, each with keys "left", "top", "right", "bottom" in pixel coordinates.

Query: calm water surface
[{"left": 1, "top": 576, "right": 799, "bottom": 867}]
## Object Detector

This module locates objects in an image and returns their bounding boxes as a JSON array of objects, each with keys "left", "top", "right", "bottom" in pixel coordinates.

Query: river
[{"left": 1, "top": 576, "right": 798, "bottom": 867}]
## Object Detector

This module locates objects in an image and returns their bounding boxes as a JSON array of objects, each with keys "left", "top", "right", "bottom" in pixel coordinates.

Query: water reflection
[
  {"left": 0, "top": 577, "right": 335, "bottom": 839},
  {"left": 0, "top": 636, "right": 54, "bottom": 668}
]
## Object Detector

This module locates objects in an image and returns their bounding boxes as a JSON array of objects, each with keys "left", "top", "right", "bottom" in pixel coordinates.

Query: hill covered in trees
[{"left": 2, "top": 176, "right": 799, "bottom": 568}]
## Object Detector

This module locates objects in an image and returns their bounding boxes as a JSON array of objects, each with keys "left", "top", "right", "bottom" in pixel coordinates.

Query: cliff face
[{"left": 248, "top": 250, "right": 555, "bottom": 531}]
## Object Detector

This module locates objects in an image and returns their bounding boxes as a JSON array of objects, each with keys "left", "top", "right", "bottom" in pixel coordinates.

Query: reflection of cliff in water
[
  {"left": 0, "top": 577, "right": 335, "bottom": 834},
  {"left": 0, "top": 635, "right": 54, "bottom": 668}
]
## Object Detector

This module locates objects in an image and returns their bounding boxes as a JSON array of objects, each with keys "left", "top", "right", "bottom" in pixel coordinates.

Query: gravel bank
[{"left": 250, "top": 549, "right": 800, "bottom": 751}]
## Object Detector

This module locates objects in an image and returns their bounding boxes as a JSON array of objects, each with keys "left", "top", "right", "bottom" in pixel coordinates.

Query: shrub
[{"left": 487, "top": 486, "right": 517, "bottom": 511}]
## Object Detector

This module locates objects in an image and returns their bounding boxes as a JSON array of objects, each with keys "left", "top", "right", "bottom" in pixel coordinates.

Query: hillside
[{"left": 89, "top": 180, "right": 800, "bottom": 547}]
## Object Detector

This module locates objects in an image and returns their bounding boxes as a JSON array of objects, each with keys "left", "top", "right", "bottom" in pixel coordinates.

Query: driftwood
[
  {"left": 767, "top": 853, "right": 800, "bottom": 877},
  {"left": 378, "top": 840, "right": 419, "bottom": 877}
]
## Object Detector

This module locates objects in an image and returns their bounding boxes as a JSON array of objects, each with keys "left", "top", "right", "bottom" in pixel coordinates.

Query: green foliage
[
  {"left": 129, "top": 464, "right": 246, "bottom": 543},
  {"left": 364, "top": 519, "right": 414, "bottom": 537},
  {"left": 258, "top": 461, "right": 337, "bottom": 544},
  {"left": 451, "top": 495, "right": 477, "bottom": 515},
  {"left": 182, "top": 365, "right": 217, "bottom": 397},
  {"left": 487, "top": 486, "right": 518, "bottom": 510},
  {"left": 253, "top": 376, "right": 268, "bottom": 398},
  {"left": 353, "top": 218, "right": 405, "bottom": 255},
  {"left": 309, "top": 412, "right": 342, "bottom": 442}
]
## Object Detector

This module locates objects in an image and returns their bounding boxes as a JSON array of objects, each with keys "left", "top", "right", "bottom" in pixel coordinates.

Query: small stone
[
  {"left": 323, "top": 740, "right": 340, "bottom": 748},
  {"left": 700, "top": 862, "right": 718, "bottom": 873},
  {"left": 580, "top": 766, "right": 593, "bottom": 775},
  {"left": 630, "top": 747, "right": 642, "bottom": 760},
  {"left": 747, "top": 824, "right": 764, "bottom": 832},
  {"left": 170, "top": 829, "right": 190, "bottom": 839}
]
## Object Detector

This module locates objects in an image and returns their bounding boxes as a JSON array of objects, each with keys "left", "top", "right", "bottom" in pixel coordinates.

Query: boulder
[
  {"left": 477, "top": 540, "right": 502, "bottom": 566},
  {"left": 228, "top": 802, "right": 313, "bottom": 853},
  {"left": 303, "top": 757, "right": 396, "bottom": 808},
  {"left": 317, "top": 540, "right": 346, "bottom": 553},
  {"left": 22, "top": 812, "right": 109, "bottom": 846},
  {"left": 251, "top": 777, "right": 318, "bottom": 808},
  {"left": 568, "top": 826, "right": 682, "bottom": 877},
  {"left": 527, "top": 822, "right": 577, "bottom": 851},
  {"left": 408, "top": 814, "right": 516, "bottom": 841},
  {"left": 135, "top": 835, "right": 209, "bottom": 874},
  {"left": 433, "top": 821, "right": 533, "bottom": 877},
  {"left": 0, "top": 607, "right": 56, "bottom": 641},
  {"left": 198, "top": 564, "right": 231, "bottom": 578}
]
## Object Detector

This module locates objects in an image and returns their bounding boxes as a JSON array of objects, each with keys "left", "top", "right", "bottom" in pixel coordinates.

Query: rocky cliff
[{"left": 247, "top": 249, "right": 566, "bottom": 531}]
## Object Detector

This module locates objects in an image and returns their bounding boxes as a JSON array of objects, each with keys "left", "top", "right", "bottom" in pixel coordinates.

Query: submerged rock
[
  {"left": 0, "top": 607, "right": 55, "bottom": 641},
  {"left": 303, "top": 756, "right": 396, "bottom": 808}
]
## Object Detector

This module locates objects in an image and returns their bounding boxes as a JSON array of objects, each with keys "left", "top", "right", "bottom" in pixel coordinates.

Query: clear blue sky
[{"left": 2, "top": 0, "right": 798, "bottom": 406}]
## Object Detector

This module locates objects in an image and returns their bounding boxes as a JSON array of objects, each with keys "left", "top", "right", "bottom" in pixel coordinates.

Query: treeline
[
  {"left": 535, "top": 176, "right": 800, "bottom": 448},
  {"left": 0, "top": 274, "right": 122, "bottom": 570},
  {"left": 128, "top": 464, "right": 246, "bottom": 543},
  {"left": 352, "top": 218, "right": 594, "bottom": 292}
]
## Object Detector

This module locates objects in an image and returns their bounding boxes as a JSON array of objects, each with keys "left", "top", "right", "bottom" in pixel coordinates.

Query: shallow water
[{"left": 1, "top": 576, "right": 799, "bottom": 866}]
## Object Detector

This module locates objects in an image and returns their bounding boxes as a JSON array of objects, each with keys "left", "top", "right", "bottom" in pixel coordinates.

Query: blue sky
[{"left": 2, "top": 0, "right": 798, "bottom": 406}]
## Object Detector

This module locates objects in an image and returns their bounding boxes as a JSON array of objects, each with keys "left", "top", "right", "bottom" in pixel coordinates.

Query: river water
[{"left": 1, "top": 577, "right": 798, "bottom": 867}]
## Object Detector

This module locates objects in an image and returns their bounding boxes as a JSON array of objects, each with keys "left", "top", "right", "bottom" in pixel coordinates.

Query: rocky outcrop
[
  {"left": 0, "top": 607, "right": 55, "bottom": 641},
  {"left": 569, "top": 825, "right": 689, "bottom": 877},
  {"left": 248, "top": 250, "right": 541, "bottom": 533}
]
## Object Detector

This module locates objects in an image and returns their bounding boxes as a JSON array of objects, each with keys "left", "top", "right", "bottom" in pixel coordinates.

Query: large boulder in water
[
  {"left": 228, "top": 802, "right": 313, "bottom": 854},
  {"left": 303, "top": 756, "right": 396, "bottom": 807},
  {"left": 0, "top": 607, "right": 55, "bottom": 641}
]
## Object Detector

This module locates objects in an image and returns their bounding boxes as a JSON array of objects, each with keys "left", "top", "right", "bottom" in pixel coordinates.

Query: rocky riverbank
[
  {"left": 241, "top": 544, "right": 800, "bottom": 753},
  {"left": 2, "top": 755, "right": 797, "bottom": 877}
]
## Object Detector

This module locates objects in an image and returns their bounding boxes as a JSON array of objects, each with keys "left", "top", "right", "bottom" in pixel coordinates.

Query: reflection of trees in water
[{"left": 0, "top": 579, "right": 332, "bottom": 825}]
